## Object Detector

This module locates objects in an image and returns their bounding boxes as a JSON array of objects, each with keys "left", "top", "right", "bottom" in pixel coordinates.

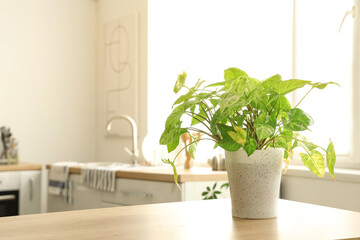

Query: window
[
  {"left": 147, "top": 0, "right": 359, "bottom": 168},
  {"left": 292, "top": 0, "right": 356, "bottom": 167}
]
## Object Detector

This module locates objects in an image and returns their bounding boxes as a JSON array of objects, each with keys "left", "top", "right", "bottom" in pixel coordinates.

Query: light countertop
[
  {"left": 47, "top": 164, "right": 228, "bottom": 183},
  {"left": 0, "top": 163, "right": 42, "bottom": 171}
]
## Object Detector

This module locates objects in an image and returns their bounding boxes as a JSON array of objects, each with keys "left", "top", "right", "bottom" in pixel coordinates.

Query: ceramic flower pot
[{"left": 225, "top": 148, "right": 283, "bottom": 219}]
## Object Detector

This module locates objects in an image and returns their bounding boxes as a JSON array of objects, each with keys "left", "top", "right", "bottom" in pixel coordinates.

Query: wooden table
[{"left": 1, "top": 199, "right": 360, "bottom": 240}]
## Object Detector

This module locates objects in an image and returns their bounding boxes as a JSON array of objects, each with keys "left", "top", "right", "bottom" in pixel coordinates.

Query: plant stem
[
  {"left": 171, "top": 141, "right": 197, "bottom": 164},
  {"left": 183, "top": 85, "right": 214, "bottom": 118},
  {"left": 185, "top": 111, "right": 211, "bottom": 125},
  {"left": 184, "top": 113, "right": 212, "bottom": 133},
  {"left": 294, "top": 86, "right": 314, "bottom": 108},
  {"left": 187, "top": 127, "right": 220, "bottom": 142},
  {"left": 278, "top": 135, "right": 327, "bottom": 152}
]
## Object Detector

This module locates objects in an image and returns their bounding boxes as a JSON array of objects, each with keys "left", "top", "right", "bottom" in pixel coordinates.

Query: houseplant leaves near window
[{"left": 159, "top": 67, "right": 338, "bottom": 218}]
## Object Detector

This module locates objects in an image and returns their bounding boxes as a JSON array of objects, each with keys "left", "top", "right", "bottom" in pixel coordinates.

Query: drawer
[
  {"left": 101, "top": 178, "right": 182, "bottom": 206},
  {"left": 0, "top": 172, "right": 20, "bottom": 191}
]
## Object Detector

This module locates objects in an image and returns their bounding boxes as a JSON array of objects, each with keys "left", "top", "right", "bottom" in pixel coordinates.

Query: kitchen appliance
[{"left": 0, "top": 190, "right": 19, "bottom": 217}]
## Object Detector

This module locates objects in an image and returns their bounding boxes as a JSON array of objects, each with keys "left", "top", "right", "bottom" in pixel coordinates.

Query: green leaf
[
  {"left": 212, "top": 183, "right": 217, "bottom": 190},
  {"left": 165, "top": 105, "right": 184, "bottom": 129},
  {"left": 166, "top": 128, "right": 187, "bottom": 152},
  {"left": 225, "top": 76, "right": 246, "bottom": 94},
  {"left": 300, "top": 150, "right": 325, "bottom": 178},
  {"left": 279, "top": 79, "right": 311, "bottom": 95},
  {"left": 173, "top": 91, "right": 194, "bottom": 106},
  {"left": 205, "top": 81, "right": 225, "bottom": 88},
  {"left": 202, "top": 191, "right": 208, "bottom": 196},
  {"left": 207, "top": 186, "right": 211, "bottom": 191},
  {"left": 311, "top": 82, "right": 340, "bottom": 89},
  {"left": 228, "top": 126, "right": 246, "bottom": 146},
  {"left": 326, "top": 140, "right": 336, "bottom": 180},
  {"left": 245, "top": 78, "right": 261, "bottom": 95},
  {"left": 254, "top": 124, "right": 274, "bottom": 141},
  {"left": 217, "top": 124, "right": 242, "bottom": 151},
  {"left": 275, "top": 95, "right": 292, "bottom": 111},
  {"left": 220, "top": 183, "right": 229, "bottom": 189},
  {"left": 292, "top": 133, "right": 316, "bottom": 151},
  {"left": 276, "top": 129, "right": 293, "bottom": 149},
  {"left": 209, "top": 98, "right": 221, "bottom": 108},
  {"left": 244, "top": 136, "right": 257, "bottom": 156},
  {"left": 283, "top": 108, "right": 314, "bottom": 131},
  {"left": 214, "top": 191, "right": 221, "bottom": 194},
  {"left": 219, "top": 94, "right": 241, "bottom": 113},
  {"left": 191, "top": 107, "right": 208, "bottom": 126},
  {"left": 173, "top": 71, "right": 187, "bottom": 93},
  {"left": 162, "top": 158, "right": 180, "bottom": 189},
  {"left": 160, "top": 125, "right": 181, "bottom": 145},
  {"left": 169, "top": 161, "right": 180, "bottom": 189},
  {"left": 224, "top": 67, "right": 248, "bottom": 81},
  {"left": 262, "top": 74, "right": 282, "bottom": 94},
  {"left": 228, "top": 131, "right": 246, "bottom": 146},
  {"left": 189, "top": 141, "right": 197, "bottom": 159}
]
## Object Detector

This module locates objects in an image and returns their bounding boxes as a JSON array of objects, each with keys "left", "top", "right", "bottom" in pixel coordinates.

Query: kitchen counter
[
  {"left": 0, "top": 162, "right": 42, "bottom": 171},
  {"left": 2, "top": 199, "right": 360, "bottom": 239},
  {"left": 47, "top": 164, "right": 228, "bottom": 183}
]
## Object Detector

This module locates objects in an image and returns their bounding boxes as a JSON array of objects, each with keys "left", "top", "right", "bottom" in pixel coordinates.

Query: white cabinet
[
  {"left": 182, "top": 181, "right": 230, "bottom": 201},
  {"left": 71, "top": 175, "right": 104, "bottom": 210},
  {"left": 0, "top": 170, "right": 41, "bottom": 215},
  {"left": 101, "top": 178, "right": 182, "bottom": 206},
  {"left": 0, "top": 172, "right": 20, "bottom": 191},
  {"left": 47, "top": 173, "right": 229, "bottom": 211},
  {"left": 19, "top": 170, "right": 41, "bottom": 215}
]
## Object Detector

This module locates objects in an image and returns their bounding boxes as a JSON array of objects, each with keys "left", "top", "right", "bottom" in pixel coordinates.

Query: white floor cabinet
[
  {"left": 19, "top": 170, "right": 41, "bottom": 215},
  {"left": 47, "top": 174, "right": 229, "bottom": 212},
  {"left": 0, "top": 170, "right": 41, "bottom": 215}
]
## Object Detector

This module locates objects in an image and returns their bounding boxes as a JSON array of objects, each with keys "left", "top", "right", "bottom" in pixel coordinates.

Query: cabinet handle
[
  {"left": 67, "top": 180, "right": 73, "bottom": 204},
  {"left": 29, "top": 178, "right": 33, "bottom": 201},
  {"left": 118, "top": 190, "right": 152, "bottom": 198},
  {"left": 0, "top": 194, "right": 16, "bottom": 202}
]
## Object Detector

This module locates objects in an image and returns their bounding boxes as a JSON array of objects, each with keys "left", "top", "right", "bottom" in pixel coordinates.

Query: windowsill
[{"left": 284, "top": 165, "right": 360, "bottom": 183}]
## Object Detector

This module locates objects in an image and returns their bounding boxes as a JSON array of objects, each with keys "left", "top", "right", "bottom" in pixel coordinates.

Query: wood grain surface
[
  {"left": 0, "top": 162, "right": 42, "bottom": 171},
  {"left": 1, "top": 199, "right": 360, "bottom": 240}
]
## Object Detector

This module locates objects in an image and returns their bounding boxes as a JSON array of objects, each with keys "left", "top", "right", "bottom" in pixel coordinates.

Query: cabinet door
[
  {"left": 19, "top": 171, "right": 41, "bottom": 215},
  {"left": 70, "top": 175, "right": 105, "bottom": 210},
  {"left": 102, "top": 179, "right": 183, "bottom": 206},
  {"left": 183, "top": 181, "right": 230, "bottom": 201}
]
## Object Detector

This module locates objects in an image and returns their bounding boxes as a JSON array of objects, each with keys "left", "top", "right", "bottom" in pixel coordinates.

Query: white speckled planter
[{"left": 225, "top": 148, "right": 283, "bottom": 219}]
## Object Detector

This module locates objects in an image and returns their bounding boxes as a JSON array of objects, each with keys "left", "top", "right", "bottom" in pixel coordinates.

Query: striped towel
[
  {"left": 48, "top": 162, "right": 79, "bottom": 198},
  {"left": 81, "top": 163, "right": 125, "bottom": 192}
]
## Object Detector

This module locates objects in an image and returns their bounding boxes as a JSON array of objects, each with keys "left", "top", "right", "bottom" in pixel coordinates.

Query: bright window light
[
  {"left": 295, "top": 0, "right": 353, "bottom": 158},
  {"left": 148, "top": 0, "right": 292, "bottom": 162}
]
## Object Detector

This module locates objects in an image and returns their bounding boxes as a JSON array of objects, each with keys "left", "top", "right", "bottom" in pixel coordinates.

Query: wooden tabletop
[
  {"left": 0, "top": 162, "right": 42, "bottom": 171},
  {"left": 1, "top": 199, "right": 360, "bottom": 240},
  {"left": 47, "top": 164, "right": 228, "bottom": 183}
]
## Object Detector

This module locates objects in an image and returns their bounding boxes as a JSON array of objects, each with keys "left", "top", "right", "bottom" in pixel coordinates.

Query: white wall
[
  {"left": 96, "top": 0, "right": 147, "bottom": 163},
  {"left": 281, "top": 167, "right": 360, "bottom": 212},
  {"left": 0, "top": 0, "right": 98, "bottom": 212}
]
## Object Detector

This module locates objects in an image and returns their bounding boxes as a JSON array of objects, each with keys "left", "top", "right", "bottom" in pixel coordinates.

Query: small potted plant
[{"left": 159, "top": 67, "right": 337, "bottom": 219}]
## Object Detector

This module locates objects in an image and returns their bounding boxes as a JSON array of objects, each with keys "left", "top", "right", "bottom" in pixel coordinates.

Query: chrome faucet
[{"left": 105, "top": 115, "right": 139, "bottom": 165}]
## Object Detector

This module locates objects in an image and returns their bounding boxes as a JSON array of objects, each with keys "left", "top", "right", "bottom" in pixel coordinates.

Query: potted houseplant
[{"left": 159, "top": 67, "right": 337, "bottom": 219}]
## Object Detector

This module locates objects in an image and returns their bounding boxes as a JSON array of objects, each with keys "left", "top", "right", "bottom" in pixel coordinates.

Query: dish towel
[
  {"left": 81, "top": 163, "right": 125, "bottom": 192},
  {"left": 48, "top": 162, "right": 79, "bottom": 198}
]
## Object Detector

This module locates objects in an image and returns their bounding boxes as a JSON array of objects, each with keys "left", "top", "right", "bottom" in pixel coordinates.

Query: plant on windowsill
[{"left": 159, "top": 67, "right": 338, "bottom": 219}]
